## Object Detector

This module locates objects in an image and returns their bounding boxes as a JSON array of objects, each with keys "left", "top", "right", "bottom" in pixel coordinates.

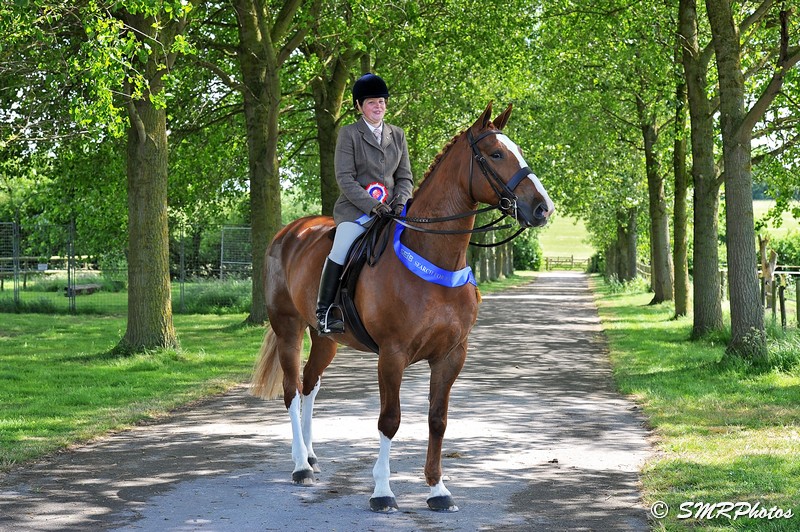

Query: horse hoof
[
  {"left": 308, "top": 456, "right": 321, "bottom": 473},
  {"left": 427, "top": 495, "right": 459, "bottom": 512},
  {"left": 369, "top": 496, "right": 399, "bottom": 513},
  {"left": 292, "top": 469, "right": 314, "bottom": 485}
]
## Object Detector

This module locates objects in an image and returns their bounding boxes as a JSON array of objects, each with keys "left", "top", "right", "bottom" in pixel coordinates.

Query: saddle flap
[{"left": 335, "top": 216, "right": 394, "bottom": 354}]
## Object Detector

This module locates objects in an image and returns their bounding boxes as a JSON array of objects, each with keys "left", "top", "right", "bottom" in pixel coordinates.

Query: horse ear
[
  {"left": 476, "top": 101, "right": 493, "bottom": 129},
  {"left": 493, "top": 104, "right": 513, "bottom": 130}
]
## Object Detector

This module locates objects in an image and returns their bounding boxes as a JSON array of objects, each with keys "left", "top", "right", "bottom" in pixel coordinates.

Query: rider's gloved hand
[
  {"left": 372, "top": 203, "right": 391, "bottom": 218},
  {"left": 391, "top": 202, "right": 405, "bottom": 216}
]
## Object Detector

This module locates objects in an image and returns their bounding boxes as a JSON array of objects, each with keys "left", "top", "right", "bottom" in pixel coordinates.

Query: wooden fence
[
  {"left": 636, "top": 261, "right": 799, "bottom": 328},
  {"left": 545, "top": 255, "right": 590, "bottom": 270}
]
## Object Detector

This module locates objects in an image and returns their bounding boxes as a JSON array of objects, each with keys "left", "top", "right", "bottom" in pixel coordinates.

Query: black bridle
[
  {"left": 391, "top": 128, "right": 532, "bottom": 247},
  {"left": 467, "top": 129, "right": 533, "bottom": 220}
]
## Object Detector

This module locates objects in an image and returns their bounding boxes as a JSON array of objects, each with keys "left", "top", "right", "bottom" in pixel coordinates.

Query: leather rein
[{"left": 390, "top": 129, "right": 531, "bottom": 248}]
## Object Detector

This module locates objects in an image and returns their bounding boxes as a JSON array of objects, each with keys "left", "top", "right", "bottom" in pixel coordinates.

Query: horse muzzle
[{"left": 506, "top": 195, "right": 552, "bottom": 228}]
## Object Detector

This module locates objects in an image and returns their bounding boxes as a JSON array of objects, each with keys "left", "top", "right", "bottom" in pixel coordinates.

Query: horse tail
[{"left": 250, "top": 325, "right": 284, "bottom": 400}]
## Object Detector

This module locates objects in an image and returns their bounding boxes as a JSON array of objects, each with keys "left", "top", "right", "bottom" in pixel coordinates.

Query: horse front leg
[
  {"left": 425, "top": 342, "right": 467, "bottom": 512},
  {"left": 370, "top": 355, "right": 406, "bottom": 513}
]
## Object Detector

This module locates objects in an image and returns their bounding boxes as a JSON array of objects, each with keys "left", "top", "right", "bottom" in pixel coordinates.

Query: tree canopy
[{"left": 2, "top": 0, "right": 798, "bottom": 357}]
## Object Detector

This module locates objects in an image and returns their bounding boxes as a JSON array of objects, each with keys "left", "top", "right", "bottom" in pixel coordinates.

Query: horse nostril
[{"left": 534, "top": 204, "right": 547, "bottom": 220}]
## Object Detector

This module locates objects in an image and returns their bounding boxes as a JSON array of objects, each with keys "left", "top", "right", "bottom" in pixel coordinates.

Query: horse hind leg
[
  {"left": 252, "top": 318, "right": 316, "bottom": 485},
  {"left": 300, "top": 332, "right": 338, "bottom": 474}
]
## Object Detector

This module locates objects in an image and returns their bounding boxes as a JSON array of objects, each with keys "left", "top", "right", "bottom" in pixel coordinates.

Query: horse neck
[{"left": 403, "top": 142, "right": 477, "bottom": 271}]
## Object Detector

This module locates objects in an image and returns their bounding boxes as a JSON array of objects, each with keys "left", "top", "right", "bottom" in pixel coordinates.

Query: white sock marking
[
  {"left": 288, "top": 391, "right": 310, "bottom": 473},
  {"left": 371, "top": 432, "right": 395, "bottom": 499}
]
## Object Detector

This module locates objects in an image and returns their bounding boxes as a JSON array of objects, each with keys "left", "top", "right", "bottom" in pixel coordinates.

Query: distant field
[
  {"left": 535, "top": 200, "right": 798, "bottom": 262},
  {"left": 537, "top": 214, "right": 595, "bottom": 260},
  {"left": 753, "top": 199, "right": 800, "bottom": 238}
]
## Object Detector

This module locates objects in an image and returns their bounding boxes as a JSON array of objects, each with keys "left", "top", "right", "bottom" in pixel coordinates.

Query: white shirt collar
[{"left": 364, "top": 118, "right": 383, "bottom": 135}]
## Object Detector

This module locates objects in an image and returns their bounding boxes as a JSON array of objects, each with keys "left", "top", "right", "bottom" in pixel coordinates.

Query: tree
[
  {"left": 190, "top": 0, "right": 319, "bottom": 323},
  {"left": 679, "top": 0, "right": 725, "bottom": 336},
  {"left": 672, "top": 71, "right": 691, "bottom": 317},
  {"left": 114, "top": 2, "right": 200, "bottom": 351},
  {"left": 2, "top": 0, "right": 200, "bottom": 351},
  {"left": 525, "top": 2, "right": 675, "bottom": 293},
  {"left": 705, "top": 0, "right": 800, "bottom": 359}
]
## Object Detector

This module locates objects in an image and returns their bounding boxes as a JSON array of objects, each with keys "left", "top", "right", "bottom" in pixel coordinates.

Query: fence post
[
  {"left": 67, "top": 221, "right": 76, "bottom": 313},
  {"left": 796, "top": 276, "right": 799, "bottom": 327},
  {"left": 12, "top": 221, "right": 20, "bottom": 306},
  {"left": 771, "top": 280, "right": 777, "bottom": 320},
  {"left": 179, "top": 222, "right": 186, "bottom": 314},
  {"left": 778, "top": 275, "right": 786, "bottom": 329}
]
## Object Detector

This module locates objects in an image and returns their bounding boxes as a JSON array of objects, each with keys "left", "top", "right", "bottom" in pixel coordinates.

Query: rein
[{"left": 389, "top": 128, "right": 529, "bottom": 248}]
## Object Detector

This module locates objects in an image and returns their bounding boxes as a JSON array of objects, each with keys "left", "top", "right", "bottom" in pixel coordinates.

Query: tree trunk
[
  {"left": 494, "top": 240, "right": 504, "bottom": 280},
  {"left": 306, "top": 29, "right": 360, "bottom": 216},
  {"left": 118, "top": 11, "right": 179, "bottom": 352},
  {"left": 706, "top": 0, "right": 766, "bottom": 359},
  {"left": 637, "top": 97, "right": 674, "bottom": 304},
  {"left": 625, "top": 208, "right": 638, "bottom": 281},
  {"left": 673, "top": 76, "right": 690, "bottom": 317},
  {"left": 610, "top": 207, "right": 637, "bottom": 282},
  {"left": 680, "top": 0, "right": 723, "bottom": 336},
  {"left": 233, "top": 0, "right": 307, "bottom": 325},
  {"left": 311, "top": 65, "right": 350, "bottom": 215},
  {"left": 479, "top": 248, "right": 489, "bottom": 283},
  {"left": 504, "top": 242, "right": 514, "bottom": 276},
  {"left": 605, "top": 244, "right": 617, "bottom": 280}
]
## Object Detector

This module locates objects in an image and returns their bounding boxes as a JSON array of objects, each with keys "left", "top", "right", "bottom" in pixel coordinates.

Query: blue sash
[{"left": 392, "top": 207, "right": 477, "bottom": 287}]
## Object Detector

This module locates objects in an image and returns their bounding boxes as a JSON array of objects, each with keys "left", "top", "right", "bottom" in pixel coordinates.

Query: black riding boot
[{"left": 316, "top": 259, "right": 345, "bottom": 335}]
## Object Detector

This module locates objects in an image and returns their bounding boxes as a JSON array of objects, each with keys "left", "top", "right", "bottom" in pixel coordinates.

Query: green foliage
[
  {"left": 604, "top": 275, "right": 651, "bottom": 295},
  {"left": 176, "top": 279, "right": 251, "bottom": 314},
  {"left": 512, "top": 229, "right": 542, "bottom": 271},
  {"left": 770, "top": 232, "right": 800, "bottom": 267}
]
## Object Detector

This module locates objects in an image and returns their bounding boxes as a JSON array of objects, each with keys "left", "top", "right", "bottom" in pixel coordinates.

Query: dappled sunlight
[{"left": 1, "top": 272, "right": 652, "bottom": 531}]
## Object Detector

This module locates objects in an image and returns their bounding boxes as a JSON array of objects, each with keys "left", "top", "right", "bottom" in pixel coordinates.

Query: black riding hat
[{"left": 352, "top": 73, "right": 389, "bottom": 108}]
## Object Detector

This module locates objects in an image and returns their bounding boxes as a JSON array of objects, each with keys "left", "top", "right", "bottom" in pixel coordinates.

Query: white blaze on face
[{"left": 497, "top": 134, "right": 555, "bottom": 217}]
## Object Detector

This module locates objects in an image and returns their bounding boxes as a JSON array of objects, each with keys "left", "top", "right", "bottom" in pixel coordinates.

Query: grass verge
[
  {"left": 0, "top": 313, "right": 265, "bottom": 470},
  {"left": 591, "top": 276, "right": 800, "bottom": 531}
]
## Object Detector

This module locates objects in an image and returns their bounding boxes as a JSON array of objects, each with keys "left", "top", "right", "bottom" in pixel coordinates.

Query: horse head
[{"left": 466, "top": 102, "right": 555, "bottom": 228}]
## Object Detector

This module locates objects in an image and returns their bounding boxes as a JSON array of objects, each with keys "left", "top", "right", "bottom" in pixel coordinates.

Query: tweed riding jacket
[{"left": 332, "top": 117, "right": 414, "bottom": 225}]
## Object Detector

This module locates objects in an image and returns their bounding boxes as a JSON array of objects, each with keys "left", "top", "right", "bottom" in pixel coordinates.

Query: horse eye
[{"left": 491, "top": 151, "right": 503, "bottom": 160}]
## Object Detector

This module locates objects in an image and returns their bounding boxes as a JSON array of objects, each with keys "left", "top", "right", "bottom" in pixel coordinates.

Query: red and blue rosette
[{"left": 366, "top": 182, "right": 388, "bottom": 203}]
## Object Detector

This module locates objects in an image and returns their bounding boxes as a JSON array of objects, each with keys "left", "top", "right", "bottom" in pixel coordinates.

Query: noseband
[{"left": 467, "top": 129, "right": 532, "bottom": 219}]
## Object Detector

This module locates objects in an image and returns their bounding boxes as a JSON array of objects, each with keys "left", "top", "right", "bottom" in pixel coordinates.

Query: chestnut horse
[{"left": 251, "top": 102, "right": 554, "bottom": 512}]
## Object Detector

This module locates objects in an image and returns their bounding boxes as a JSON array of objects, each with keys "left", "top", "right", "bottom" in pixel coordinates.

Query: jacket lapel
[
  {"left": 381, "top": 126, "right": 391, "bottom": 149},
  {"left": 358, "top": 117, "right": 384, "bottom": 150}
]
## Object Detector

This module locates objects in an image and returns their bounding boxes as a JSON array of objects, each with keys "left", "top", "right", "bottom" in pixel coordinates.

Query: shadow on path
[{"left": 0, "top": 272, "right": 653, "bottom": 531}]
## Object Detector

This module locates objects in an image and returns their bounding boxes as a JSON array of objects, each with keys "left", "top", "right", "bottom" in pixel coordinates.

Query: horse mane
[{"left": 414, "top": 129, "right": 466, "bottom": 193}]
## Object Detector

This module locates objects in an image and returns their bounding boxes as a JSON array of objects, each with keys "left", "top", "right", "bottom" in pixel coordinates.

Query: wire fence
[{"left": 0, "top": 221, "right": 253, "bottom": 315}]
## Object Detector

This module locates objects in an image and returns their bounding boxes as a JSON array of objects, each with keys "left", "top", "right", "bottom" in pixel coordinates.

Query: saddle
[{"left": 330, "top": 215, "right": 395, "bottom": 354}]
